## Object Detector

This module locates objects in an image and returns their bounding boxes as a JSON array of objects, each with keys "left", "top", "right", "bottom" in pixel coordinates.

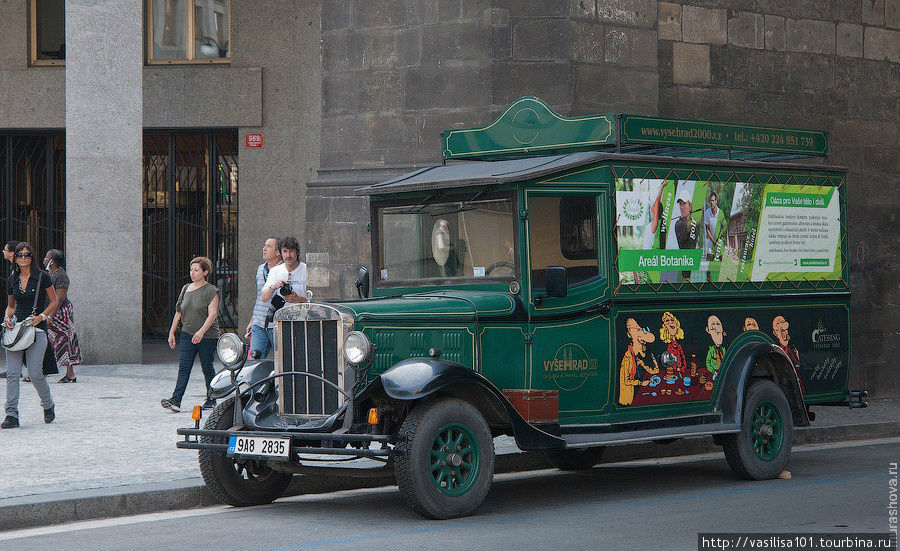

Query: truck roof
[
  {"left": 356, "top": 152, "right": 846, "bottom": 196},
  {"left": 357, "top": 97, "right": 844, "bottom": 196}
]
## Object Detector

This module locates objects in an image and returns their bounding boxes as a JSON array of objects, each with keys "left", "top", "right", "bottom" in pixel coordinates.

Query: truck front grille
[{"left": 277, "top": 319, "right": 343, "bottom": 416}]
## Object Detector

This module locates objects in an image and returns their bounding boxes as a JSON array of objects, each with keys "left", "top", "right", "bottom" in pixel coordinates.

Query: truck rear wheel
[
  {"left": 723, "top": 379, "right": 793, "bottom": 480},
  {"left": 544, "top": 447, "right": 605, "bottom": 471},
  {"left": 199, "top": 397, "right": 293, "bottom": 506},
  {"left": 394, "top": 398, "right": 495, "bottom": 519}
]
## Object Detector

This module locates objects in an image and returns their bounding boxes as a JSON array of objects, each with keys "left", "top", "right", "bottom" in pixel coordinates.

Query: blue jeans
[
  {"left": 170, "top": 332, "right": 216, "bottom": 406},
  {"left": 250, "top": 324, "right": 274, "bottom": 359}
]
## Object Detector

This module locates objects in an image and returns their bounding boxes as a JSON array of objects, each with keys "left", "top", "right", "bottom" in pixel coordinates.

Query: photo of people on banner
[{"left": 614, "top": 179, "right": 842, "bottom": 285}]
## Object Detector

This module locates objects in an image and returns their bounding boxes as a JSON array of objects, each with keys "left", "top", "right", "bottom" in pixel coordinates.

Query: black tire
[
  {"left": 723, "top": 379, "right": 794, "bottom": 480},
  {"left": 543, "top": 447, "right": 606, "bottom": 471},
  {"left": 394, "top": 398, "right": 495, "bottom": 519},
  {"left": 198, "top": 397, "right": 293, "bottom": 506}
]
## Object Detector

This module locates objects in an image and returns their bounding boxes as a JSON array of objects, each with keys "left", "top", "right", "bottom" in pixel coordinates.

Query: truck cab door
[{"left": 523, "top": 189, "right": 613, "bottom": 424}]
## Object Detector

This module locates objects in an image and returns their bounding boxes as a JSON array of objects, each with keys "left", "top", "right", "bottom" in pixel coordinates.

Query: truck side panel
[{"left": 601, "top": 299, "right": 849, "bottom": 425}]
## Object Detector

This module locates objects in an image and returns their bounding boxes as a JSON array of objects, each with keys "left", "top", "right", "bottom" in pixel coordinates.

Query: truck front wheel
[
  {"left": 198, "top": 397, "right": 293, "bottom": 506},
  {"left": 394, "top": 398, "right": 495, "bottom": 519},
  {"left": 723, "top": 379, "right": 794, "bottom": 480}
]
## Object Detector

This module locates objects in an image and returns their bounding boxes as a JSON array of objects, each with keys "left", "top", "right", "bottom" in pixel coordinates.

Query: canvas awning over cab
[{"left": 355, "top": 152, "right": 602, "bottom": 196}]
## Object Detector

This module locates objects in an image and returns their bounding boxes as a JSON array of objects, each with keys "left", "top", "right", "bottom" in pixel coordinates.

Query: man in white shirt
[
  {"left": 704, "top": 191, "right": 723, "bottom": 260},
  {"left": 261, "top": 236, "right": 308, "bottom": 306}
]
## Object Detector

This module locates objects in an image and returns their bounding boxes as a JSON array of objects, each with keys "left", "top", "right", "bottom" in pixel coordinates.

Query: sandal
[
  {"left": 58, "top": 376, "right": 76, "bottom": 383},
  {"left": 22, "top": 376, "right": 31, "bottom": 383}
]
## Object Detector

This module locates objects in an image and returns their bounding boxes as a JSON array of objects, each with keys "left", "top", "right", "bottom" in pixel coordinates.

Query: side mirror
[
  {"left": 355, "top": 266, "right": 370, "bottom": 299},
  {"left": 545, "top": 266, "right": 568, "bottom": 298}
]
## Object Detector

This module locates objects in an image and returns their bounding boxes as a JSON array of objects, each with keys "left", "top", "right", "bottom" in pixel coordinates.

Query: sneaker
[
  {"left": 1, "top": 415, "right": 19, "bottom": 429},
  {"left": 44, "top": 406, "right": 55, "bottom": 424},
  {"left": 202, "top": 399, "right": 216, "bottom": 410},
  {"left": 160, "top": 399, "right": 181, "bottom": 413}
]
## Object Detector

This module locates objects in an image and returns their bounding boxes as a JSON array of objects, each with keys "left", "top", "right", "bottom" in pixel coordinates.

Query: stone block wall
[
  {"left": 311, "top": 0, "right": 898, "bottom": 395},
  {"left": 657, "top": 0, "right": 899, "bottom": 395},
  {"left": 309, "top": 0, "right": 663, "bottom": 298}
]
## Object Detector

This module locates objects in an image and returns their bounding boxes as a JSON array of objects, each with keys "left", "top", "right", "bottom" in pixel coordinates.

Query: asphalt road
[{"left": 2, "top": 438, "right": 896, "bottom": 551}]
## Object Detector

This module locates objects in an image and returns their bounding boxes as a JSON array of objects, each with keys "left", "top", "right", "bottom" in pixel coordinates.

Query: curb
[{"left": 1, "top": 421, "right": 897, "bottom": 532}]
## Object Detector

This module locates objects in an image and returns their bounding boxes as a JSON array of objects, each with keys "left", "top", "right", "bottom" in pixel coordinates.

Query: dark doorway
[
  {"left": 142, "top": 130, "right": 238, "bottom": 338},
  {"left": 0, "top": 132, "right": 66, "bottom": 265}
]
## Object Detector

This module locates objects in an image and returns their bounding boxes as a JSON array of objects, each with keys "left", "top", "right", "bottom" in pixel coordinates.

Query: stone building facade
[
  {"left": 0, "top": 1, "right": 320, "bottom": 363},
  {"left": 0, "top": 0, "right": 895, "bottom": 394},
  {"left": 308, "top": 0, "right": 899, "bottom": 396}
]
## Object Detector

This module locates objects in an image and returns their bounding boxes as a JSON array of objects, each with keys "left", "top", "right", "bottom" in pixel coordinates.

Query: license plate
[{"left": 227, "top": 435, "right": 290, "bottom": 459}]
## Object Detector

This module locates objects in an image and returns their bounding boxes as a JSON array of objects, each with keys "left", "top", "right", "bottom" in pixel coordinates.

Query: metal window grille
[
  {"left": 141, "top": 130, "right": 238, "bottom": 338},
  {"left": 0, "top": 132, "right": 66, "bottom": 264}
]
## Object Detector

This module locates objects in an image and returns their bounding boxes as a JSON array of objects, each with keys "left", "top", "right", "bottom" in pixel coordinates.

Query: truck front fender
[
  {"left": 208, "top": 360, "right": 275, "bottom": 400},
  {"left": 363, "top": 358, "right": 565, "bottom": 451}
]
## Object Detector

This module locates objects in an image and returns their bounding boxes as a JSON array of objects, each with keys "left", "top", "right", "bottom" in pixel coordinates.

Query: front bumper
[{"left": 176, "top": 427, "right": 397, "bottom": 460}]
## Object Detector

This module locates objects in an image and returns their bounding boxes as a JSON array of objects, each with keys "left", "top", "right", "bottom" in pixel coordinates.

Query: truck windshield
[{"left": 377, "top": 195, "right": 516, "bottom": 284}]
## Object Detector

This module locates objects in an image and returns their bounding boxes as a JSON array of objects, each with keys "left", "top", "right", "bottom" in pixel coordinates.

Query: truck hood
[{"left": 336, "top": 290, "right": 518, "bottom": 321}]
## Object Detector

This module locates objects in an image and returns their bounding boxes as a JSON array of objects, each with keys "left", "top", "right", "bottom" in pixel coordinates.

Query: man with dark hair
[
  {"left": 674, "top": 186, "right": 697, "bottom": 279},
  {"left": 261, "top": 235, "right": 308, "bottom": 306},
  {"left": 246, "top": 236, "right": 282, "bottom": 359}
]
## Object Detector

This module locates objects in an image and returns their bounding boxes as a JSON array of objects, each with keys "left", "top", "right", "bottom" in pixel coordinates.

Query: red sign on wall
[{"left": 245, "top": 133, "right": 264, "bottom": 148}]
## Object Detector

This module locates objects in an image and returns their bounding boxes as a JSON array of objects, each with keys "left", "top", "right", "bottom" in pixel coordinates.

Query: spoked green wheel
[
  {"left": 395, "top": 398, "right": 495, "bottom": 519},
  {"left": 724, "top": 379, "right": 793, "bottom": 480},
  {"left": 750, "top": 400, "right": 784, "bottom": 461},
  {"left": 429, "top": 423, "right": 481, "bottom": 497}
]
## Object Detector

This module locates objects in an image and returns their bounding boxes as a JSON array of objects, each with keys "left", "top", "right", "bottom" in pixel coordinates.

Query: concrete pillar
[
  {"left": 65, "top": 0, "right": 143, "bottom": 363},
  {"left": 234, "top": 1, "right": 321, "bottom": 325}
]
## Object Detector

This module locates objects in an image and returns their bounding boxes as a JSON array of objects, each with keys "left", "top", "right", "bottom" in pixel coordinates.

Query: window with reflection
[
  {"left": 377, "top": 194, "right": 517, "bottom": 284},
  {"left": 528, "top": 195, "right": 599, "bottom": 289},
  {"left": 147, "top": 0, "right": 230, "bottom": 63},
  {"left": 30, "top": 0, "right": 66, "bottom": 65}
]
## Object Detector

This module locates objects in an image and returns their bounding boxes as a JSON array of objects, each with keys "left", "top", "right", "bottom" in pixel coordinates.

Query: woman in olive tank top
[{"left": 161, "top": 256, "right": 220, "bottom": 413}]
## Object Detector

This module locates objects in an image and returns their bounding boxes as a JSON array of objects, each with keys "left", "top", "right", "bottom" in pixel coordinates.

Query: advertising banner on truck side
[{"left": 615, "top": 179, "right": 842, "bottom": 286}]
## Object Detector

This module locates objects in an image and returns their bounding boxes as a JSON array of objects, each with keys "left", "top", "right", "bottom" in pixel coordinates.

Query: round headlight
[
  {"left": 343, "top": 331, "right": 371, "bottom": 365},
  {"left": 216, "top": 333, "right": 244, "bottom": 366}
]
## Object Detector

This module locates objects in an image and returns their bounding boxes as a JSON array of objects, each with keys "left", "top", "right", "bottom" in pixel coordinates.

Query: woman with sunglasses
[{"left": 2, "top": 242, "right": 59, "bottom": 429}]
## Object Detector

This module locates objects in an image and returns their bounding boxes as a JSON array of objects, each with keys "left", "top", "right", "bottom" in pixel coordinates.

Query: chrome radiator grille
[{"left": 274, "top": 304, "right": 352, "bottom": 417}]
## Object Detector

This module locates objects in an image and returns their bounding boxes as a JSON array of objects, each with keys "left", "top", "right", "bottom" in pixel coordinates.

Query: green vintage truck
[{"left": 178, "top": 97, "right": 864, "bottom": 519}]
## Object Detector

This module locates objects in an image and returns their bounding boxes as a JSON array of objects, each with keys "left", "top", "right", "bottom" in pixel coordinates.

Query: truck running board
[
  {"left": 814, "top": 389, "right": 868, "bottom": 409},
  {"left": 561, "top": 423, "right": 740, "bottom": 448}
]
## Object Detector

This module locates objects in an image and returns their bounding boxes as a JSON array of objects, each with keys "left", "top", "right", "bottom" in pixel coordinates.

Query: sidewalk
[
  {"left": 0, "top": 356, "right": 897, "bottom": 530},
  {"left": 0, "top": 362, "right": 210, "bottom": 499}
]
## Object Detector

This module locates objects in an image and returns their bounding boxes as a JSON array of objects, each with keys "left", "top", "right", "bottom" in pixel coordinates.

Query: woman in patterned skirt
[{"left": 43, "top": 250, "right": 82, "bottom": 383}]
